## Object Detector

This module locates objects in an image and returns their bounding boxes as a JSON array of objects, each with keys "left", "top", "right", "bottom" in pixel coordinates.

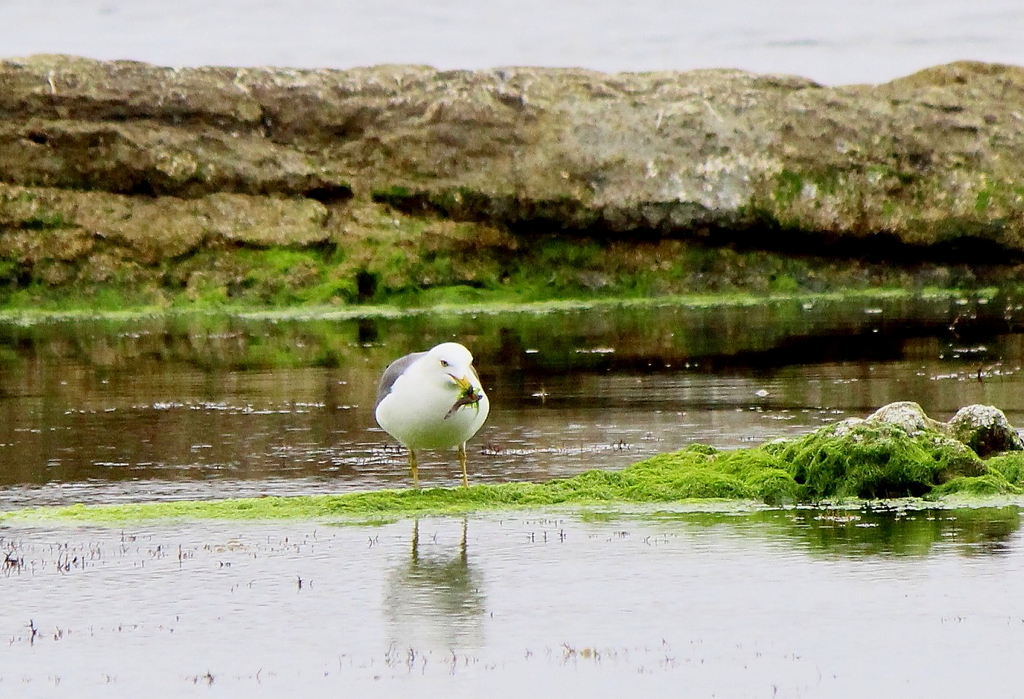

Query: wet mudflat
[{"left": 3, "top": 507, "right": 1024, "bottom": 697}]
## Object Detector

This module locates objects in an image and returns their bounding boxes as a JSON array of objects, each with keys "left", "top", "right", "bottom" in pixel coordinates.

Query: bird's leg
[
  {"left": 411, "top": 519, "right": 420, "bottom": 561},
  {"left": 408, "top": 449, "right": 420, "bottom": 489},
  {"left": 458, "top": 442, "right": 469, "bottom": 488}
]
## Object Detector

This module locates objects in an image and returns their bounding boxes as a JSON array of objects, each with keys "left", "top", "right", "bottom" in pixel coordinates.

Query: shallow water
[
  {"left": 1, "top": 0, "right": 1023, "bottom": 85},
  {"left": 4, "top": 297, "right": 1024, "bottom": 696},
  {"left": 3, "top": 507, "right": 1024, "bottom": 697},
  {"left": 2, "top": 294, "right": 1024, "bottom": 509}
]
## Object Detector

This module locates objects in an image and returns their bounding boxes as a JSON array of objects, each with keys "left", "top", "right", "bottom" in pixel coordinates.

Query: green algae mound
[
  {"left": 934, "top": 452, "right": 1024, "bottom": 496},
  {"left": 768, "top": 420, "right": 985, "bottom": 499},
  {"left": 649, "top": 402, "right": 1024, "bottom": 502},
  {"left": 618, "top": 444, "right": 797, "bottom": 504}
]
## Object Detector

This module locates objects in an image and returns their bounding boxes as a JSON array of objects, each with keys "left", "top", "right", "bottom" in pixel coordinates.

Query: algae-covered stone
[
  {"left": 770, "top": 418, "right": 985, "bottom": 500},
  {"left": 948, "top": 404, "right": 1024, "bottom": 457},
  {"left": 779, "top": 400, "right": 985, "bottom": 498},
  {"left": 865, "top": 401, "right": 948, "bottom": 436},
  {"left": 596, "top": 402, "right": 1021, "bottom": 504}
]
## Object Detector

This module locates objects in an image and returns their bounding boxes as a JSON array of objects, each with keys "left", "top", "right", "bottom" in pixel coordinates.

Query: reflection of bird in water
[
  {"left": 375, "top": 342, "right": 489, "bottom": 488},
  {"left": 383, "top": 518, "right": 485, "bottom": 650}
]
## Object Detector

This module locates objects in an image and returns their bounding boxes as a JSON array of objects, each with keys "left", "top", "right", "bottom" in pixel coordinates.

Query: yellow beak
[{"left": 449, "top": 374, "right": 473, "bottom": 392}]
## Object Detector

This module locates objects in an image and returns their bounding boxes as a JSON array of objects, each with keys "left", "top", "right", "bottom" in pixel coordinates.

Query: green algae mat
[{"left": 7, "top": 419, "right": 1024, "bottom": 523}]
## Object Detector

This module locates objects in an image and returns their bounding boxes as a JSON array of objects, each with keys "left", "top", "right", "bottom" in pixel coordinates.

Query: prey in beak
[{"left": 445, "top": 373, "right": 484, "bottom": 419}]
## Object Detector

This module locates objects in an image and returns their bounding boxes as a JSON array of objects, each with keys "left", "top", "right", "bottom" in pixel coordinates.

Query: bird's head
[{"left": 425, "top": 342, "right": 481, "bottom": 392}]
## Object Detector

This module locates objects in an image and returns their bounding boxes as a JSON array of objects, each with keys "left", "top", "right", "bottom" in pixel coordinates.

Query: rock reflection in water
[
  {"left": 664, "top": 504, "right": 1022, "bottom": 558},
  {"left": 383, "top": 518, "right": 485, "bottom": 650},
  {"left": 793, "top": 505, "right": 1022, "bottom": 557}
]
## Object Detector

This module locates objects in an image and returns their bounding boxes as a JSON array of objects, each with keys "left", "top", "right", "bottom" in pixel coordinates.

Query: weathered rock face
[
  {"left": 863, "top": 401, "right": 948, "bottom": 436},
  {"left": 2, "top": 55, "right": 1024, "bottom": 301},
  {"left": 948, "top": 405, "right": 1024, "bottom": 457}
]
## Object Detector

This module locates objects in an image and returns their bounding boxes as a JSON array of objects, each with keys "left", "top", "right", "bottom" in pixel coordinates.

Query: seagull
[{"left": 375, "top": 342, "right": 490, "bottom": 488}]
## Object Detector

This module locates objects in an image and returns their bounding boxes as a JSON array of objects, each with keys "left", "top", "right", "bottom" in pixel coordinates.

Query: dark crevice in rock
[
  {"left": 355, "top": 270, "right": 378, "bottom": 301},
  {"left": 127, "top": 179, "right": 159, "bottom": 197},
  {"left": 727, "top": 220, "right": 1024, "bottom": 266},
  {"left": 372, "top": 188, "right": 721, "bottom": 237},
  {"left": 373, "top": 188, "right": 1024, "bottom": 266},
  {"left": 303, "top": 184, "right": 353, "bottom": 204},
  {"left": 303, "top": 239, "right": 339, "bottom": 256}
]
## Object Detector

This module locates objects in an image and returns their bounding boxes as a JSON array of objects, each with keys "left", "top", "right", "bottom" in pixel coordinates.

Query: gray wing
[{"left": 375, "top": 351, "right": 427, "bottom": 408}]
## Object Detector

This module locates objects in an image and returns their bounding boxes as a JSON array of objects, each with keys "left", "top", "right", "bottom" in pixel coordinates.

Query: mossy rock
[
  {"left": 768, "top": 420, "right": 985, "bottom": 499},
  {"left": 864, "top": 401, "right": 947, "bottom": 436},
  {"left": 948, "top": 405, "right": 1024, "bottom": 457},
  {"left": 626, "top": 401, "right": 1012, "bottom": 504},
  {"left": 630, "top": 416, "right": 990, "bottom": 504}
]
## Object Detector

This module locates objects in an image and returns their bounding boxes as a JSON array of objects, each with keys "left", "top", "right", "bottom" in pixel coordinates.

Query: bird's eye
[{"left": 439, "top": 359, "right": 450, "bottom": 368}]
